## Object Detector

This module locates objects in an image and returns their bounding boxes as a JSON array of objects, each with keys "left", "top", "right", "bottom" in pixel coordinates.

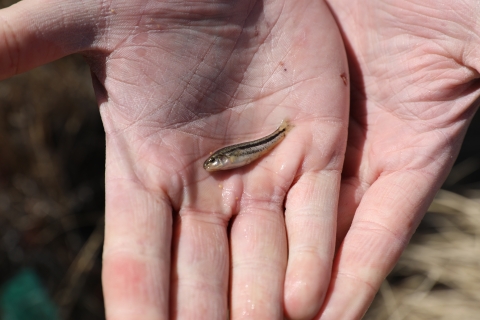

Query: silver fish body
[{"left": 203, "top": 120, "right": 291, "bottom": 172}]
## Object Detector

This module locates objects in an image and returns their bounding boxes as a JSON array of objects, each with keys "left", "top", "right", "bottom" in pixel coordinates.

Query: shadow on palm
[{"left": 90, "top": 1, "right": 347, "bottom": 218}]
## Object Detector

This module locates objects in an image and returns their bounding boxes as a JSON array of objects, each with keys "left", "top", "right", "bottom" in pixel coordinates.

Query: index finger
[{"left": 0, "top": 0, "right": 100, "bottom": 79}]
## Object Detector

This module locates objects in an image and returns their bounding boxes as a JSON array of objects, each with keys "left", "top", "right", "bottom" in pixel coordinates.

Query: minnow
[{"left": 203, "top": 120, "right": 292, "bottom": 172}]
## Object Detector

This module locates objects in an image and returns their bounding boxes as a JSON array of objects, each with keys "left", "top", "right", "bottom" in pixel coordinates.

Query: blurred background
[
  {"left": 0, "top": 51, "right": 105, "bottom": 319},
  {"left": 1, "top": 1, "right": 480, "bottom": 319}
]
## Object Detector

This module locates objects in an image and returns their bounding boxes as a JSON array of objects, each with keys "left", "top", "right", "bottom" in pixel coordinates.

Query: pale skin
[{"left": 0, "top": 0, "right": 479, "bottom": 319}]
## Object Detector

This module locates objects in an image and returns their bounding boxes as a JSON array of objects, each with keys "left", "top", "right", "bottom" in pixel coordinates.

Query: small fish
[{"left": 203, "top": 120, "right": 292, "bottom": 172}]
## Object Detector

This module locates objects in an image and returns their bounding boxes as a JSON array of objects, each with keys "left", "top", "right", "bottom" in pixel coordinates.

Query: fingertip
[
  {"left": 0, "top": 0, "right": 102, "bottom": 79},
  {"left": 283, "top": 253, "right": 329, "bottom": 320}
]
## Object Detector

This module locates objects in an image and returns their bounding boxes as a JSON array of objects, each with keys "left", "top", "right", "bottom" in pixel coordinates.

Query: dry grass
[{"left": 365, "top": 187, "right": 480, "bottom": 319}]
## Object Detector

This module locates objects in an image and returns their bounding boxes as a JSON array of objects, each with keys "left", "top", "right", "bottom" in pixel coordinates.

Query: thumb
[{"left": 0, "top": 0, "right": 103, "bottom": 79}]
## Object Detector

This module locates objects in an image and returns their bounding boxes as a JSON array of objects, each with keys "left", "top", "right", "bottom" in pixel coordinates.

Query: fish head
[{"left": 203, "top": 154, "right": 229, "bottom": 171}]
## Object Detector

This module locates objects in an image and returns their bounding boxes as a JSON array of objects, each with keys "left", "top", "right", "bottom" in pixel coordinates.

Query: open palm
[
  {"left": 0, "top": 0, "right": 349, "bottom": 319},
  {"left": 321, "top": 0, "right": 480, "bottom": 318}
]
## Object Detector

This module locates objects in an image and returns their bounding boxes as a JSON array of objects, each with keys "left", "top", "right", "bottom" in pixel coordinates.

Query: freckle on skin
[{"left": 218, "top": 184, "right": 223, "bottom": 189}]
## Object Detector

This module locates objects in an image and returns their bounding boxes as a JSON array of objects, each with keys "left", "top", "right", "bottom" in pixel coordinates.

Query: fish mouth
[
  {"left": 204, "top": 164, "right": 217, "bottom": 172},
  {"left": 203, "top": 161, "right": 213, "bottom": 171}
]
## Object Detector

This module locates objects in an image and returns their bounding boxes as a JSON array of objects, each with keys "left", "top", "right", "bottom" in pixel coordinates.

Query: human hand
[
  {"left": 322, "top": 1, "right": 480, "bottom": 318},
  {"left": 0, "top": 0, "right": 349, "bottom": 318}
]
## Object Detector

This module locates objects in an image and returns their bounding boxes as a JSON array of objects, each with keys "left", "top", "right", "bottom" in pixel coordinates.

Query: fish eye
[{"left": 208, "top": 158, "right": 215, "bottom": 163}]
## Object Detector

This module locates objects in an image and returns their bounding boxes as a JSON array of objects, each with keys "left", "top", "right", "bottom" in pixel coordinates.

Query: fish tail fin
[{"left": 278, "top": 119, "right": 294, "bottom": 134}]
